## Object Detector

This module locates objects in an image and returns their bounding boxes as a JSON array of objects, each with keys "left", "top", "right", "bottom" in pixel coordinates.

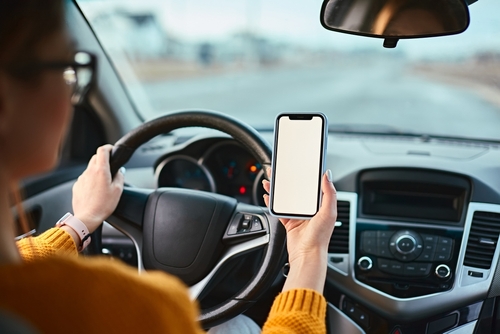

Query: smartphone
[{"left": 269, "top": 112, "right": 328, "bottom": 219}]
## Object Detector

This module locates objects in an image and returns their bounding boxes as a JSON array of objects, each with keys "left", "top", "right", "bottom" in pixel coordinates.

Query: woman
[{"left": 0, "top": 1, "right": 337, "bottom": 333}]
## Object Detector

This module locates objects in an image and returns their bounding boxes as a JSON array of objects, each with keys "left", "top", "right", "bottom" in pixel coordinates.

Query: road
[{"left": 141, "top": 56, "right": 500, "bottom": 141}]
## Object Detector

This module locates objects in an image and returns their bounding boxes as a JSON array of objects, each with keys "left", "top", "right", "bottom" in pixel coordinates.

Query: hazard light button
[{"left": 390, "top": 327, "right": 403, "bottom": 334}]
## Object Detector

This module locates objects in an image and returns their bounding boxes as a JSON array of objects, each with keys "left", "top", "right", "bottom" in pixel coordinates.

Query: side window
[{"left": 60, "top": 105, "right": 107, "bottom": 166}]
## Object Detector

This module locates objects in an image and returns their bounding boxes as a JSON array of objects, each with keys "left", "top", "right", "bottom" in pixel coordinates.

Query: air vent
[
  {"left": 464, "top": 211, "right": 500, "bottom": 269},
  {"left": 329, "top": 201, "right": 350, "bottom": 253}
]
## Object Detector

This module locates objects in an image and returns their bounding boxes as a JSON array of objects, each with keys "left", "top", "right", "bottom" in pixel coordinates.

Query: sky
[{"left": 78, "top": 0, "right": 500, "bottom": 59}]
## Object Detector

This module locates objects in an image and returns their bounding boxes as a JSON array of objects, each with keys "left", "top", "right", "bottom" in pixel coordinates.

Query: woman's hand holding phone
[{"left": 262, "top": 168, "right": 337, "bottom": 293}]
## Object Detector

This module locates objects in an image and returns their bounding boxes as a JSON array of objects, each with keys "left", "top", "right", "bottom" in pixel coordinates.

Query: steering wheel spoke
[
  {"left": 106, "top": 214, "right": 146, "bottom": 272},
  {"left": 190, "top": 233, "right": 270, "bottom": 300}
]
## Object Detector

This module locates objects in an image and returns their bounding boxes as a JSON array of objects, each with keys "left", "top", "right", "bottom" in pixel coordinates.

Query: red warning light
[{"left": 239, "top": 186, "right": 247, "bottom": 194}]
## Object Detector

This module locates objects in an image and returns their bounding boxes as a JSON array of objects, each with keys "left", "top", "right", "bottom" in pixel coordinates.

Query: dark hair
[
  {"left": 0, "top": 0, "right": 65, "bottom": 73},
  {"left": 0, "top": 0, "right": 65, "bottom": 239}
]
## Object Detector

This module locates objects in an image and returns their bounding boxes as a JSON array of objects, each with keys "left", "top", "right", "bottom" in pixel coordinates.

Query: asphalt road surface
[{"left": 142, "top": 56, "right": 500, "bottom": 141}]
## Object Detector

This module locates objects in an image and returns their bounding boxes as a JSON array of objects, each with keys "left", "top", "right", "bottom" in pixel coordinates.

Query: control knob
[
  {"left": 358, "top": 256, "right": 373, "bottom": 271},
  {"left": 435, "top": 264, "right": 451, "bottom": 279},
  {"left": 389, "top": 230, "right": 423, "bottom": 262}
]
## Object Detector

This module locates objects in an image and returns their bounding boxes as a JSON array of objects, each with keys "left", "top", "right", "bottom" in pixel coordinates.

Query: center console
[
  {"left": 355, "top": 225, "right": 461, "bottom": 298},
  {"left": 354, "top": 169, "right": 471, "bottom": 298}
]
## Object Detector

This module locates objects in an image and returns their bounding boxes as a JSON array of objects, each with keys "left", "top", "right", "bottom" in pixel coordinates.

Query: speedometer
[{"left": 155, "top": 156, "right": 214, "bottom": 192}]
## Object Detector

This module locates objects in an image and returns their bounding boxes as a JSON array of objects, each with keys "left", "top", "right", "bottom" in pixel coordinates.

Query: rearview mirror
[{"left": 320, "top": 0, "right": 470, "bottom": 48}]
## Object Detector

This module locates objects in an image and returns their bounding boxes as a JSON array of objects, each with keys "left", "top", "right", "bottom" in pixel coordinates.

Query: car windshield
[{"left": 77, "top": 0, "right": 500, "bottom": 140}]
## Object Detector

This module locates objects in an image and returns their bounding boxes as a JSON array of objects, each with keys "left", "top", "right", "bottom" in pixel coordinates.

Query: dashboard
[{"left": 114, "top": 130, "right": 500, "bottom": 334}]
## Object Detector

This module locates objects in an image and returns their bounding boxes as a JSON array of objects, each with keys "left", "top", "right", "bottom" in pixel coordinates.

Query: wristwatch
[{"left": 56, "top": 213, "right": 91, "bottom": 251}]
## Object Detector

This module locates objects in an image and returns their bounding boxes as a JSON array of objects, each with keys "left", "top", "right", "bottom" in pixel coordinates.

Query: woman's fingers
[
  {"left": 263, "top": 193, "right": 270, "bottom": 207},
  {"left": 319, "top": 170, "right": 337, "bottom": 221},
  {"left": 95, "top": 144, "right": 113, "bottom": 170},
  {"left": 262, "top": 179, "right": 270, "bottom": 193}
]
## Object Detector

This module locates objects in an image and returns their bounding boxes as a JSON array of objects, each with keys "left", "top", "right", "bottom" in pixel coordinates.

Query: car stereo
[{"left": 355, "top": 226, "right": 461, "bottom": 298}]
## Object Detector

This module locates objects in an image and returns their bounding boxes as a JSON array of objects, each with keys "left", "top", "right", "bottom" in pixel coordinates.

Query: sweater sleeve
[
  {"left": 262, "top": 289, "right": 327, "bottom": 334},
  {"left": 17, "top": 227, "right": 78, "bottom": 262}
]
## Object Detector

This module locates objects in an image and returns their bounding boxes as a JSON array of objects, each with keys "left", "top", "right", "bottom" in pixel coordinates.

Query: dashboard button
[
  {"left": 437, "top": 237, "right": 452, "bottom": 246},
  {"left": 394, "top": 253, "right": 410, "bottom": 262},
  {"left": 434, "top": 252, "right": 451, "bottom": 261},
  {"left": 378, "top": 231, "right": 394, "bottom": 239},
  {"left": 424, "top": 243, "right": 435, "bottom": 252},
  {"left": 388, "top": 261, "right": 404, "bottom": 275},
  {"left": 415, "top": 263, "right": 431, "bottom": 276},
  {"left": 378, "top": 259, "right": 391, "bottom": 272},
  {"left": 423, "top": 235, "right": 437, "bottom": 249},
  {"left": 362, "top": 238, "right": 377, "bottom": 255},
  {"left": 435, "top": 243, "right": 451, "bottom": 254},
  {"left": 343, "top": 300, "right": 369, "bottom": 328},
  {"left": 393, "top": 251, "right": 418, "bottom": 262},
  {"left": 404, "top": 263, "right": 417, "bottom": 276},
  {"left": 362, "top": 231, "right": 377, "bottom": 238},
  {"left": 357, "top": 311, "right": 370, "bottom": 328},
  {"left": 422, "top": 234, "right": 437, "bottom": 244},
  {"left": 378, "top": 237, "right": 391, "bottom": 257},
  {"left": 417, "top": 249, "right": 434, "bottom": 261}
]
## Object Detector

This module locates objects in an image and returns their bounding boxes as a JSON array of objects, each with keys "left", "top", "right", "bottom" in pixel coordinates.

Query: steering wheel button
[
  {"left": 250, "top": 219, "right": 263, "bottom": 232},
  {"left": 240, "top": 219, "right": 251, "bottom": 230},
  {"left": 228, "top": 225, "right": 238, "bottom": 235}
]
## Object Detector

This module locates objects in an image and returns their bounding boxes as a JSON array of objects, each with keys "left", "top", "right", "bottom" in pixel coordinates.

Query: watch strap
[{"left": 56, "top": 212, "right": 91, "bottom": 251}]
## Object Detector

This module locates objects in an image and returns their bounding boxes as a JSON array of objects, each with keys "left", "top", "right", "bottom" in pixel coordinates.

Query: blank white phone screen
[{"left": 272, "top": 116, "right": 324, "bottom": 216}]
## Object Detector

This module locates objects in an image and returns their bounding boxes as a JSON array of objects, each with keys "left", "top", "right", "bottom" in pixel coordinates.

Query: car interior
[{"left": 15, "top": 0, "right": 500, "bottom": 333}]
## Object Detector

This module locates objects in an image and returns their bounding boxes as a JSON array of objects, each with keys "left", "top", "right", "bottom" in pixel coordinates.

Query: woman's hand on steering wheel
[{"left": 72, "top": 144, "right": 125, "bottom": 233}]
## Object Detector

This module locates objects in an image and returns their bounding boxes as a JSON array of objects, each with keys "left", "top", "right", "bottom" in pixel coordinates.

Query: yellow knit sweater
[{"left": 0, "top": 228, "right": 326, "bottom": 333}]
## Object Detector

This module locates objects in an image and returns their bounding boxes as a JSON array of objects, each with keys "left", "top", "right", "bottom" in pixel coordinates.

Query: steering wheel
[{"left": 103, "top": 110, "right": 287, "bottom": 328}]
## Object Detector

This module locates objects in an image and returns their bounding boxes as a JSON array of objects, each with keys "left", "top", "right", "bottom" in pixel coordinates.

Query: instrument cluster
[{"left": 155, "top": 139, "right": 266, "bottom": 206}]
